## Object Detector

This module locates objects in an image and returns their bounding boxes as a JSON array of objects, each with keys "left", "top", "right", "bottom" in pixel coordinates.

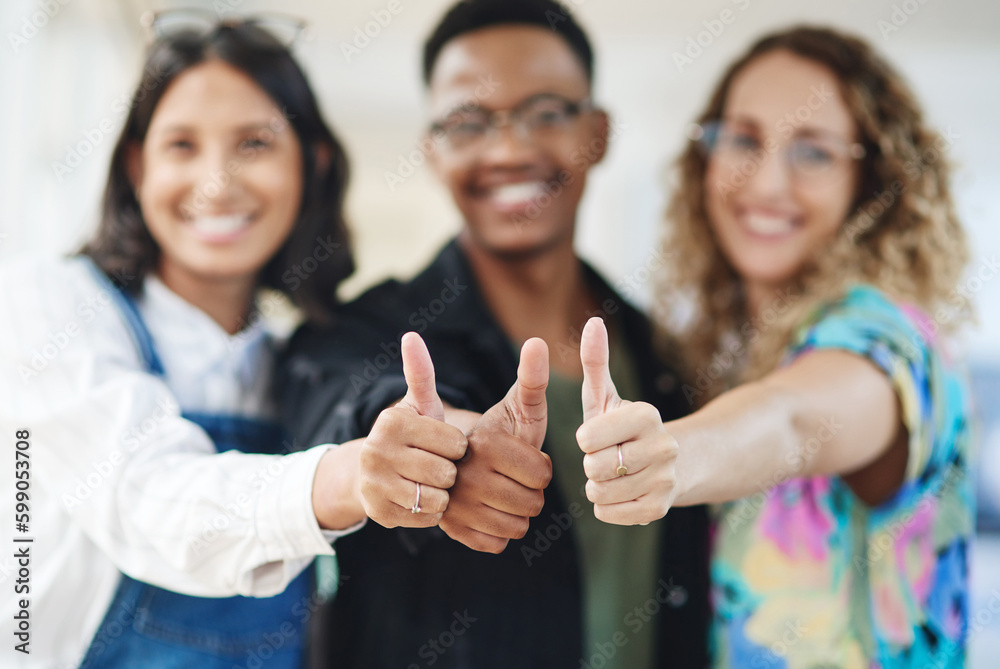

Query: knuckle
[
  {"left": 432, "top": 490, "right": 450, "bottom": 514},
  {"left": 512, "top": 517, "right": 530, "bottom": 539},
  {"left": 417, "top": 514, "right": 440, "bottom": 528},
  {"left": 638, "top": 402, "right": 662, "bottom": 424},
  {"left": 448, "top": 433, "right": 469, "bottom": 460},
  {"left": 540, "top": 454, "right": 553, "bottom": 483},
  {"left": 438, "top": 461, "right": 458, "bottom": 488},
  {"left": 529, "top": 492, "right": 546, "bottom": 517},
  {"left": 527, "top": 453, "right": 553, "bottom": 489},
  {"left": 483, "top": 537, "right": 508, "bottom": 554},
  {"left": 663, "top": 434, "right": 680, "bottom": 459},
  {"left": 360, "top": 442, "right": 387, "bottom": 470},
  {"left": 465, "top": 430, "right": 488, "bottom": 453},
  {"left": 377, "top": 407, "right": 404, "bottom": 432}
]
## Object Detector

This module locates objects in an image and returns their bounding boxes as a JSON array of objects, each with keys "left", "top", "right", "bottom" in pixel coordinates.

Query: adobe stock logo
[{"left": 7, "top": 0, "right": 72, "bottom": 53}]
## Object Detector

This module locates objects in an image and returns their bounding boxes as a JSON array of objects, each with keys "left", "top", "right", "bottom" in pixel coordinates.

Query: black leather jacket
[{"left": 280, "top": 239, "right": 710, "bottom": 669}]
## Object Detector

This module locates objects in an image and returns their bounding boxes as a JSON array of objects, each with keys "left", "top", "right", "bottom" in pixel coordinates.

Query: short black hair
[
  {"left": 422, "top": 0, "right": 595, "bottom": 85},
  {"left": 81, "top": 23, "right": 353, "bottom": 324}
]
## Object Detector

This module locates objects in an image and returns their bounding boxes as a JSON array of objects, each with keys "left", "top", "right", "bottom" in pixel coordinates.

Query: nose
[
  {"left": 746, "top": 145, "right": 793, "bottom": 197},
  {"left": 195, "top": 145, "right": 244, "bottom": 204},
  {"left": 478, "top": 122, "right": 538, "bottom": 168}
]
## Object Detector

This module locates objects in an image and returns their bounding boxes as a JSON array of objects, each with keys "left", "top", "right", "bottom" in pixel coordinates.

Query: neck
[
  {"left": 745, "top": 281, "right": 767, "bottom": 321},
  {"left": 156, "top": 263, "right": 256, "bottom": 336},
  {"left": 744, "top": 279, "right": 796, "bottom": 322},
  {"left": 459, "top": 231, "right": 598, "bottom": 379}
]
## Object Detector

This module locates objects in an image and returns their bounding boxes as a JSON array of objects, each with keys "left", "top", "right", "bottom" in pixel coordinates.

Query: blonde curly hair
[{"left": 653, "top": 25, "right": 971, "bottom": 406}]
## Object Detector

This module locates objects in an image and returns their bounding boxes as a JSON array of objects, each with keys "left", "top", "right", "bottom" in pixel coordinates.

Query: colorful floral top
[{"left": 711, "top": 285, "right": 974, "bottom": 668}]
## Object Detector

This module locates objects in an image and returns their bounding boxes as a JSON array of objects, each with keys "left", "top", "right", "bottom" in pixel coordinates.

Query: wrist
[
  {"left": 312, "top": 441, "right": 367, "bottom": 530},
  {"left": 668, "top": 420, "right": 699, "bottom": 507}
]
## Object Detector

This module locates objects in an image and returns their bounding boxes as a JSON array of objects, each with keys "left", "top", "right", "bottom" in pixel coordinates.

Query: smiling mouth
[
  {"left": 185, "top": 213, "right": 254, "bottom": 242},
  {"left": 482, "top": 180, "right": 549, "bottom": 213},
  {"left": 738, "top": 210, "right": 800, "bottom": 238}
]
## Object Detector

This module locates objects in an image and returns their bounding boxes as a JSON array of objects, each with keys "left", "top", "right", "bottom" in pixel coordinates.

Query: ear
[
  {"left": 587, "top": 109, "right": 611, "bottom": 167},
  {"left": 314, "top": 141, "right": 331, "bottom": 174},
  {"left": 125, "top": 141, "right": 143, "bottom": 194}
]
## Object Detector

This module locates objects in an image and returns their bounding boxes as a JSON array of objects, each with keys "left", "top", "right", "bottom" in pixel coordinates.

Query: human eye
[
  {"left": 524, "top": 100, "right": 571, "bottom": 129},
  {"left": 729, "top": 130, "right": 759, "bottom": 151},
  {"left": 716, "top": 126, "right": 759, "bottom": 153},
  {"left": 163, "top": 136, "right": 195, "bottom": 152},
  {"left": 791, "top": 140, "right": 836, "bottom": 169},
  {"left": 444, "top": 111, "right": 488, "bottom": 139},
  {"left": 240, "top": 135, "right": 271, "bottom": 151}
]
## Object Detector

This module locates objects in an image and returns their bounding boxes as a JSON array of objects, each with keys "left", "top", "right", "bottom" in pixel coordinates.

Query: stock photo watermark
[
  {"left": 7, "top": 0, "right": 72, "bottom": 53},
  {"left": 672, "top": 0, "right": 754, "bottom": 73}
]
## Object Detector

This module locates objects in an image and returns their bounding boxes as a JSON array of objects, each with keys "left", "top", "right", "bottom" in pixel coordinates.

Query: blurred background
[{"left": 2, "top": 0, "right": 998, "bottom": 662}]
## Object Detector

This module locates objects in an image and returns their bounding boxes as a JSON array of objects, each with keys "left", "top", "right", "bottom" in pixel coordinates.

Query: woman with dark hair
[
  {"left": 574, "top": 26, "right": 973, "bottom": 667},
  {"left": 0, "top": 11, "right": 365, "bottom": 668}
]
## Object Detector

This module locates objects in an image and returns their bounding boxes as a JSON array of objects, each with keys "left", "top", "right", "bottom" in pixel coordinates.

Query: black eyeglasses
[
  {"left": 140, "top": 8, "right": 310, "bottom": 49},
  {"left": 430, "top": 93, "right": 593, "bottom": 151},
  {"left": 691, "top": 119, "right": 866, "bottom": 182}
]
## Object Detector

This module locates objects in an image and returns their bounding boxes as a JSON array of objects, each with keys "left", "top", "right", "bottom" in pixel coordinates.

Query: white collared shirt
[{"left": 0, "top": 256, "right": 361, "bottom": 668}]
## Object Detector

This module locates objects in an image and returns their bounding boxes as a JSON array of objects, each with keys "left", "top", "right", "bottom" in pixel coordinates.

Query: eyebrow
[
  {"left": 439, "top": 92, "right": 572, "bottom": 119},
  {"left": 153, "top": 122, "right": 281, "bottom": 135},
  {"left": 722, "top": 115, "right": 849, "bottom": 139}
]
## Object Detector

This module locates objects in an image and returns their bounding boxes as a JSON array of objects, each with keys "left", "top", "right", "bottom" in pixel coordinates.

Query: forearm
[
  {"left": 672, "top": 381, "right": 805, "bottom": 506},
  {"left": 672, "top": 348, "right": 904, "bottom": 508}
]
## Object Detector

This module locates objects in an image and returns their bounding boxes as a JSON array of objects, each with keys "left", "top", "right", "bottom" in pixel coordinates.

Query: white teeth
[
  {"left": 490, "top": 181, "right": 546, "bottom": 206},
  {"left": 189, "top": 214, "right": 251, "bottom": 235},
  {"left": 743, "top": 213, "right": 795, "bottom": 236}
]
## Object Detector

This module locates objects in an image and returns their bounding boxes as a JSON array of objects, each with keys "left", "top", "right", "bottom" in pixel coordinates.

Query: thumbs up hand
[
  {"left": 576, "top": 318, "right": 678, "bottom": 526},
  {"left": 439, "top": 338, "right": 553, "bottom": 553},
  {"left": 359, "top": 332, "right": 468, "bottom": 528}
]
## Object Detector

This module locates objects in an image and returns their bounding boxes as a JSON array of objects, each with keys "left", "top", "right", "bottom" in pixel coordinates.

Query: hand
[
  {"left": 576, "top": 317, "right": 678, "bottom": 525},
  {"left": 439, "top": 338, "right": 552, "bottom": 553},
  {"left": 359, "top": 332, "right": 468, "bottom": 528}
]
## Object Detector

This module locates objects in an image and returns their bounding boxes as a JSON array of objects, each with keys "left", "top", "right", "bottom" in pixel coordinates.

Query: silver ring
[
  {"left": 617, "top": 444, "right": 628, "bottom": 477},
  {"left": 411, "top": 482, "right": 422, "bottom": 514}
]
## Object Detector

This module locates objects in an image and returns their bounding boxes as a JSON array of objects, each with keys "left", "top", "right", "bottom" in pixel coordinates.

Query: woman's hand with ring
[
  {"left": 576, "top": 318, "right": 679, "bottom": 525},
  {"left": 359, "top": 333, "right": 467, "bottom": 528}
]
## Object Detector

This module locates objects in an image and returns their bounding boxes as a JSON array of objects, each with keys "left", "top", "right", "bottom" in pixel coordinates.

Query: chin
[
  {"left": 736, "top": 263, "right": 799, "bottom": 288},
  {"left": 475, "top": 228, "right": 568, "bottom": 261},
  {"left": 182, "top": 255, "right": 264, "bottom": 284}
]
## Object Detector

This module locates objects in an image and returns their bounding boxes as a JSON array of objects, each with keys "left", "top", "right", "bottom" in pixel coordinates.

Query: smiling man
[{"left": 281, "top": 1, "right": 709, "bottom": 667}]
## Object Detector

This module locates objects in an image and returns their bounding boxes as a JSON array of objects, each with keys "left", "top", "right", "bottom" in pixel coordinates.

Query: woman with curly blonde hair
[{"left": 573, "top": 26, "right": 974, "bottom": 667}]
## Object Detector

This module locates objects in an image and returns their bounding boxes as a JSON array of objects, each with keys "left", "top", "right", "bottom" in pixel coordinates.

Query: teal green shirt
[{"left": 545, "top": 330, "right": 664, "bottom": 669}]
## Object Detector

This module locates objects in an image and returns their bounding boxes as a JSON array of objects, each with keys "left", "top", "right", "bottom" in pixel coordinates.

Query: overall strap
[{"left": 79, "top": 257, "right": 166, "bottom": 377}]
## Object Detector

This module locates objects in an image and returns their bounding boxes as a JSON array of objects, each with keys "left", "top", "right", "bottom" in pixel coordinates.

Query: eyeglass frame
[
  {"left": 139, "top": 8, "right": 310, "bottom": 48},
  {"left": 429, "top": 93, "right": 596, "bottom": 151},
  {"left": 690, "top": 118, "right": 867, "bottom": 182}
]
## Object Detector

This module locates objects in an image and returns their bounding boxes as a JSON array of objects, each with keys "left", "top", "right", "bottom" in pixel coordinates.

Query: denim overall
[{"left": 78, "top": 260, "right": 311, "bottom": 669}]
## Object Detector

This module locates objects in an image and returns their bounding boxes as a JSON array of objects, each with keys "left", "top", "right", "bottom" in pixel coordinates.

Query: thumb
[
  {"left": 481, "top": 337, "right": 549, "bottom": 449},
  {"left": 400, "top": 332, "right": 445, "bottom": 421},
  {"left": 580, "top": 317, "right": 621, "bottom": 421},
  {"left": 509, "top": 337, "right": 549, "bottom": 449}
]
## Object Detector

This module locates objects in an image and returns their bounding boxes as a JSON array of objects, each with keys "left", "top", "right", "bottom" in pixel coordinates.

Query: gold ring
[
  {"left": 411, "top": 482, "right": 422, "bottom": 514},
  {"left": 617, "top": 444, "right": 628, "bottom": 477}
]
